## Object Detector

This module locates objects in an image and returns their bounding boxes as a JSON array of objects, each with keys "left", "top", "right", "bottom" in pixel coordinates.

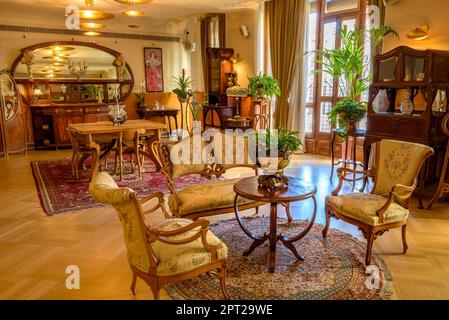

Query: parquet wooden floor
[{"left": 0, "top": 150, "right": 448, "bottom": 299}]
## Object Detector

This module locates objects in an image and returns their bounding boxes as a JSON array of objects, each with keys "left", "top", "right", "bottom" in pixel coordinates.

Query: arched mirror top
[{"left": 10, "top": 41, "right": 134, "bottom": 100}]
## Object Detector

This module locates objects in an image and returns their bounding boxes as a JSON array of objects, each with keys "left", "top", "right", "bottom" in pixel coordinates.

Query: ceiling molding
[{"left": 0, "top": 24, "right": 180, "bottom": 42}]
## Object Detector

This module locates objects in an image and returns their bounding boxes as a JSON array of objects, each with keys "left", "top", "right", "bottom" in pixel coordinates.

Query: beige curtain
[
  {"left": 266, "top": 0, "right": 308, "bottom": 129},
  {"left": 200, "top": 18, "right": 210, "bottom": 96},
  {"left": 287, "top": 2, "right": 309, "bottom": 153}
]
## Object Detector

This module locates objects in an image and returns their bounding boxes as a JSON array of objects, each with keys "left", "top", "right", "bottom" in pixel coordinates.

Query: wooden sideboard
[
  {"left": 31, "top": 103, "right": 110, "bottom": 148},
  {"left": 365, "top": 46, "right": 449, "bottom": 208}
]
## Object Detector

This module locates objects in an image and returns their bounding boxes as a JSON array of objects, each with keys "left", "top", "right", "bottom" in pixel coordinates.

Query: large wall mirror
[{"left": 10, "top": 41, "right": 134, "bottom": 102}]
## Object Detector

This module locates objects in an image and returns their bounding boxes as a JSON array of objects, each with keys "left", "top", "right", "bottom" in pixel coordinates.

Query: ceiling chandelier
[
  {"left": 114, "top": 0, "right": 152, "bottom": 28},
  {"left": 79, "top": 0, "right": 114, "bottom": 21},
  {"left": 63, "top": 0, "right": 154, "bottom": 38},
  {"left": 77, "top": 0, "right": 114, "bottom": 39}
]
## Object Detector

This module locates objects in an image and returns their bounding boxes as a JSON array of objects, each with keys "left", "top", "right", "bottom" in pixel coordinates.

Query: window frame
[{"left": 305, "top": 0, "right": 366, "bottom": 153}]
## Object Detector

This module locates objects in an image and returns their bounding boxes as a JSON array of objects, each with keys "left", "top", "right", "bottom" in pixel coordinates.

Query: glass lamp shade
[{"left": 226, "top": 86, "right": 248, "bottom": 98}]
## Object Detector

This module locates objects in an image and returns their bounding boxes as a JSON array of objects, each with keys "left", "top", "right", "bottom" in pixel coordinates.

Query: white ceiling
[{"left": 0, "top": 0, "right": 262, "bottom": 35}]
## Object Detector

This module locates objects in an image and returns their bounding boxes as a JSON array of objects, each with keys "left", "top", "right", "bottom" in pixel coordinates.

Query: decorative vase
[
  {"left": 257, "top": 153, "right": 292, "bottom": 175},
  {"left": 108, "top": 104, "right": 127, "bottom": 126},
  {"left": 256, "top": 152, "right": 292, "bottom": 190},
  {"left": 400, "top": 90, "right": 414, "bottom": 115},
  {"left": 345, "top": 120, "right": 359, "bottom": 134},
  {"left": 255, "top": 85, "right": 265, "bottom": 100},
  {"left": 138, "top": 101, "right": 148, "bottom": 110},
  {"left": 377, "top": 89, "right": 389, "bottom": 113}
]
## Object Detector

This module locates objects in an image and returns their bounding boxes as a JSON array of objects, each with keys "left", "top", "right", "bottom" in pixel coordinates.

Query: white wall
[
  {"left": 226, "top": 9, "right": 258, "bottom": 87},
  {"left": 383, "top": 0, "right": 449, "bottom": 52}
]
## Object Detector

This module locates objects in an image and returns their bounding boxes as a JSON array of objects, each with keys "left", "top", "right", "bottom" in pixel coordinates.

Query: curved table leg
[
  {"left": 278, "top": 196, "right": 317, "bottom": 261},
  {"left": 269, "top": 202, "right": 278, "bottom": 273},
  {"left": 330, "top": 131, "right": 336, "bottom": 180},
  {"left": 281, "top": 202, "right": 293, "bottom": 224},
  {"left": 234, "top": 195, "right": 268, "bottom": 257}
]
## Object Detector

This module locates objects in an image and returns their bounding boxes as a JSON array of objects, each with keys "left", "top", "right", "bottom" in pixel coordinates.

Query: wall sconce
[
  {"left": 407, "top": 25, "right": 429, "bottom": 40},
  {"left": 182, "top": 31, "right": 196, "bottom": 52},
  {"left": 240, "top": 25, "right": 249, "bottom": 38},
  {"left": 230, "top": 53, "right": 242, "bottom": 63}
]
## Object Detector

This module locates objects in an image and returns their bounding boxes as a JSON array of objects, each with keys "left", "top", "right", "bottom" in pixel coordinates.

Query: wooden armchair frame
[
  {"left": 89, "top": 175, "right": 230, "bottom": 300},
  {"left": 155, "top": 140, "right": 263, "bottom": 220},
  {"left": 323, "top": 141, "right": 434, "bottom": 265},
  {"left": 130, "top": 191, "right": 229, "bottom": 300}
]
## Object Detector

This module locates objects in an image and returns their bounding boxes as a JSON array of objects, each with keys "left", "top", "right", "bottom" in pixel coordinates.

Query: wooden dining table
[{"left": 68, "top": 119, "right": 167, "bottom": 179}]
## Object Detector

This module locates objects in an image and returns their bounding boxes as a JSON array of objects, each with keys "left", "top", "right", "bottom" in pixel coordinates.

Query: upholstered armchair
[
  {"left": 89, "top": 172, "right": 230, "bottom": 300},
  {"left": 323, "top": 139, "right": 434, "bottom": 265},
  {"left": 155, "top": 133, "right": 263, "bottom": 220}
]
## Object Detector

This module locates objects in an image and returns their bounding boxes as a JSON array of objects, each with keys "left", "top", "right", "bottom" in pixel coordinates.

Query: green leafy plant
[
  {"left": 247, "top": 72, "right": 281, "bottom": 100},
  {"left": 172, "top": 69, "right": 193, "bottom": 102},
  {"left": 328, "top": 98, "right": 367, "bottom": 131},
  {"left": 189, "top": 99, "right": 203, "bottom": 121},
  {"left": 312, "top": 25, "right": 397, "bottom": 133},
  {"left": 257, "top": 128, "right": 302, "bottom": 157},
  {"left": 135, "top": 81, "right": 147, "bottom": 109}
]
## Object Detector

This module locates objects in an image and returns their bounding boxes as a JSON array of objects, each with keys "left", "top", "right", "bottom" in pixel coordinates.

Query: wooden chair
[
  {"left": 89, "top": 171, "right": 230, "bottom": 300},
  {"left": 66, "top": 127, "right": 95, "bottom": 180},
  {"left": 155, "top": 132, "right": 264, "bottom": 220},
  {"left": 112, "top": 129, "right": 146, "bottom": 181},
  {"left": 323, "top": 139, "right": 434, "bottom": 265}
]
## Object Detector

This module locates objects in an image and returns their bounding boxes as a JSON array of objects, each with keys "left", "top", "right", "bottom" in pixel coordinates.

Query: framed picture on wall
[{"left": 144, "top": 47, "right": 164, "bottom": 92}]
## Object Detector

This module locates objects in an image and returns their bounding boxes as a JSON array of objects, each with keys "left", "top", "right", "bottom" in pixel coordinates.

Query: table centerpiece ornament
[
  {"left": 254, "top": 128, "right": 302, "bottom": 191},
  {"left": 108, "top": 84, "right": 127, "bottom": 126}
]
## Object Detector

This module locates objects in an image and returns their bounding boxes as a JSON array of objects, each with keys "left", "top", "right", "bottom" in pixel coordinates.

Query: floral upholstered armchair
[
  {"left": 323, "top": 139, "right": 434, "bottom": 265},
  {"left": 89, "top": 172, "right": 230, "bottom": 299},
  {"left": 155, "top": 132, "right": 263, "bottom": 220}
]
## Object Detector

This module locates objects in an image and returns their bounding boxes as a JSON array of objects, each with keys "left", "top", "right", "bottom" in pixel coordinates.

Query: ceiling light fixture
[
  {"left": 122, "top": 9, "right": 144, "bottom": 17},
  {"left": 81, "top": 22, "right": 106, "bottom": 29},
  {"left": 114, "top": 0, "right": 153, "bottom": 4},
  {"left": 83, "top": 31, "right": 102, "bottom": 37},
  {"left": 49, "top": 46, "right": 75, "bottom": 51},
  {"left": 114, "top": 0, "right": 149, "bottom": 29},
  {"left": 77, "top": 0, "right": 114, "bottom": 20},
  {"left": 407, "top": 25, "right": 429, "bottom": 40}
]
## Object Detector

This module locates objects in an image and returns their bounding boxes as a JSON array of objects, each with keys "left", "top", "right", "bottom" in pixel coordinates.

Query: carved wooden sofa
[{"left": 155, "top": 132, "right": 264, "bottom": 220}]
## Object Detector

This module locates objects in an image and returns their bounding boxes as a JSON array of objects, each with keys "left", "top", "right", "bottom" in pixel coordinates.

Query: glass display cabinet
[
  {"left": 10, "top": 41, "right": 134, "bottom": 148},
  {"left": 365, "top": 46, "right": 449, "bottom": 208}
]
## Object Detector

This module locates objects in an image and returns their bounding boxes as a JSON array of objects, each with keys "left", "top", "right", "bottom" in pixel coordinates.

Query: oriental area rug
[
  {"left": 31, "top": 157, "right": 212, "bottom": 215},
  {"left": 166, "top": 217, "right": 393, "bottom": 300}
]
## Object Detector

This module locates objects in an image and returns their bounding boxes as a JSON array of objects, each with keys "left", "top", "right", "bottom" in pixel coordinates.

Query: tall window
[{"left": 304, "top": 0, "right": 366, "bottom": 155}]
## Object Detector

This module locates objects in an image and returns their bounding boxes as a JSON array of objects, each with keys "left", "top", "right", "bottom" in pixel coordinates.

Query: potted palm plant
[
  {"left": 172, "top": 69, "right": 194, "bottom": 133},
  {"left": 315, "top": 25, "right": 397, "bottom": 134}
]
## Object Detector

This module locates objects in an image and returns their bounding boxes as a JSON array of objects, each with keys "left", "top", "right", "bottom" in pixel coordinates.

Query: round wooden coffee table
[{"left": 233, "top": 176, "right": 317, "bottom": 273}]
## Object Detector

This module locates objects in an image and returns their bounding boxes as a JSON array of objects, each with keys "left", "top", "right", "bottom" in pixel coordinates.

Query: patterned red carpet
[
  {"left": 167, "top": 217, "right": 393, "bottom": 300},
  {"left": 30, "top": 157, "right": 212, "bottom": 215}
]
